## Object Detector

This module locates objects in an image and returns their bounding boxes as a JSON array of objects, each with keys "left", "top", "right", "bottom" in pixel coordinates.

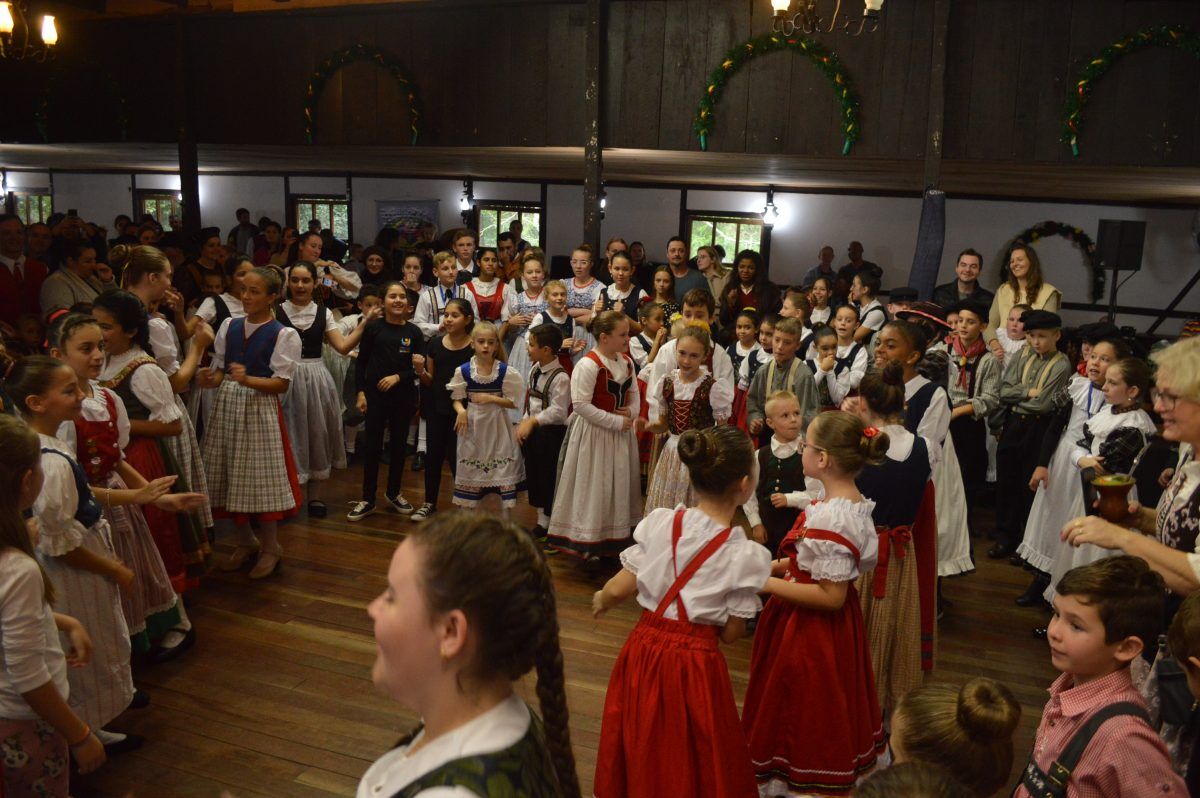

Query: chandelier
[
  {"left": 770, "top": 0, "right": 884, "bottom": 36},
  {"left": 0, "top": 1, "right": 58, "bottom": 61}
]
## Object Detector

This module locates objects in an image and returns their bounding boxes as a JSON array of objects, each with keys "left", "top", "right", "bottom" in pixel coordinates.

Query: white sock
[
  {"left": 537, "top": 510, "right": 550, "bottom": 528},
  {"left": 95, "top": 729, "right": 126, "bottom": 745}
]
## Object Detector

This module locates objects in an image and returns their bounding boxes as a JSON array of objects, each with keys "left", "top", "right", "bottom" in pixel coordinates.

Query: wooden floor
[{"left": 76, "top": 463, "right": 1058, "bottom": 798}]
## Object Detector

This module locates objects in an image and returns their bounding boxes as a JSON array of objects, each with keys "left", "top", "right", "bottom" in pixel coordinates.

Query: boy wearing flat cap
[{"left": 989, "top": 310, "right": 1071, "bottom": 559}]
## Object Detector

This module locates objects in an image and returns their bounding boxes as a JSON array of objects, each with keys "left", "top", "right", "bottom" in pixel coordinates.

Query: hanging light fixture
[
  {"left": 770, "top": 0, "right": 883, "bottom": 36},
  {"left": 0, "top": 2, "right": 60, "bottom": 61},
  {"left": 599, "top": 185, "right": 607, "bottom": 220},
  {"left": 459, "top": 179, "right": 474, "bottom": 225},
  {"left": 761, "top": 187, "right": 780, "bottom": 228}
]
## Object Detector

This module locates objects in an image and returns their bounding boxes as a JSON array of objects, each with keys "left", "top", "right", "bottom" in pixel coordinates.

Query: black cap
[
  {"left": 889, "top": 286, "right": 918, "bottom": 302},
  {"left": 1021, "top": 309, "right": 1062, "bottom": 331},
  {"left": 1077, "top": 321, "right": 1121, "bottom": 345},
  {"left": 950, "top": 297, "right": 989, "bottom": 320}
]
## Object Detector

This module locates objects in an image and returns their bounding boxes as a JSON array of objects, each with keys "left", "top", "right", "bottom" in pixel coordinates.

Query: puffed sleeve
[
  {"left": 32, "top": 453, "right": 88, "bottom": 557},
  {"left": 570, "top": 357, "right": 621, "bottom": 431},
  {"left": 502, "top": 364, "right": 525, "bottom": 406},
  {"left": 109, "top": 388, "right": 132, "bottom": 451},
  {"left": 147, "top": 317, "right": 181, "bottom": 376},
  {"left": 800, "top": 502, "right": 870, "bottom": 582},
  {"left": 0, "top": 556, "right": 56, "bottom": 693},
  {"left": 210, "top": 317, "right": 233, "bottom": 371},
  {"left": 724, "top": 537, "right": 772, "bottom": 619},
  {"left": 195, "top": 296, "right": 217, "bottom": 323},
  {"left": 710, "top": 373, "right": 734, "bottom": 423},
  {"left": 647, "top": 370, "right": 667, "bottom": 422},
  {"left": 619, "top": 510, "right": 662, "bottom": 575},
  {"left": 129, "top": 364, "right": 182, "bottom": 423},
  {"left": 448, "top": 364, "right": 469, "bottom": 402},
  {"left": 270, "top": 328, "right": 301, "bottom": 380}
]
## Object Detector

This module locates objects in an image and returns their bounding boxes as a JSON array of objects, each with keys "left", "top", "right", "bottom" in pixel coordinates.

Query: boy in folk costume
[{"left": 745, "top": 317, "right": 821, "bottom": 447}]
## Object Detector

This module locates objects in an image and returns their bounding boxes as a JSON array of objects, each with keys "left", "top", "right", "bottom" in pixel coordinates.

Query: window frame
[
  {"left": 684, "top": 210, "right": 768, "bottom": 262},
  {"left": 10, "top": 190, "right": 53, "bottom": 226},
  {"left": 473, "top": 200, "right": 544, "bottom": 249},
  {"left": 134, "top": 189, "right": 183, "bottom": 232},
  {"left": 289, "top": 193, "right": 351, "bottom": 243}
]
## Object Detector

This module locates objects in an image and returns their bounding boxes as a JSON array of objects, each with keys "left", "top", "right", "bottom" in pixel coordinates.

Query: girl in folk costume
[
  {"left": 186, "top": 256, "right": 250, "bottom": 435},
  {"left": 462, "top": 247, "right": 509, "bottom": 323},
  {"left": 944, "top": 300, "right": 1002, "bottom": 514},
  {"left": 650, "top": 266, "right": 681, "bottom": 322},
  {"left": 449, "top": 322, "right": 526, "bottom": 514},
  {"left": 199, "top": 268, "right": 304, "bottom": 580},
  {"left": 48, "top": 315, "right": 202, "bottom": 659},
  {"left": 1016, "top": 338, "right": 1128, "bottom": 606},
  {"left": 501, "top": 255, "right": 549, "bottom": 423},
  {"left": 727, "top": 310, "right": 761, "bottom": 430},
  {"left": 742, "top": 411, "right": 888, "bottom": 796},
  {"left": 275, "top": 260, "right": 376, "bottom": 518},
  {"left": 0, "top": 416, "right": 107, "bottom": 798},
  {"left": 806, "top": 327, "right": 842, "bottom": 413},
  {"left": 532, "top": 280, "right": 588, "bottom": 373},
  {"left": 7, "top": 357, "right": 138, "bottom": 751},
  {"left": 630, "top": 302, "right": 668, "bottom": 373},
  {"left": 413, "top": 251, "right": 465, "bottom": 340},
  {"left": 115, "top": 245, "right": 216, "bottom": 537},
  {"left": 850, "top": 365, "right": 934, "bottom": 714},
  {"left": 565, "top": 245, "right": 604, "bottom": 332},
  {"left": 592, "top": 252, "right": 646, "bottom": 328},
  {"left": 547, "top": 311, "right": 643, "bottom": 558},
  {"left": 807, "top": 276, "right": 833, "bottom": 328},
  {"left": 736, "top": 315, "right": 775, "bottom": 400},
  {"left": 593, "top": 425, "right": 771, "bottom": 798},
  {"left": 1045, "top": 356, "right": 1157, "bottom": 595},
  {"left": 645, "top": 326, "right": 734, "bottom": 511},
  {"left": 357, "top": 514, "right": 581, "bottom": 798},
  {"left": 95, "top": 290, "right": 210, "bottom": 596},
  {"left": 411, "top": 299, "right": 475, "bottom": 523}
]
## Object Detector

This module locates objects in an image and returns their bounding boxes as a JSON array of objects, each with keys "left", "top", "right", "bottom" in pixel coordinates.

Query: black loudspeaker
[
  {"left": 549, "top": 254, "right": 573, "bottom": 281},
  {"left": 1096, "top": 219, "right": 1146, "bottom": 272}
]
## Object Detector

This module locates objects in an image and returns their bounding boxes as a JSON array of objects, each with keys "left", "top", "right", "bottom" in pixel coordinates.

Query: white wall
[
  {"left": 199, "top": 176, "right": 285, "bottom": 234},
  {"left": 52, "top": 173, "right": 133, "bottom": 232},
  {"left": 5, "top": 171, "right": 51, "bottom": 189},
  {"left": 546, "top": 184, "right": 583, "bottom": 261},
  {"left": 601, "top": 186, "right": 679, "bottom": 261}
]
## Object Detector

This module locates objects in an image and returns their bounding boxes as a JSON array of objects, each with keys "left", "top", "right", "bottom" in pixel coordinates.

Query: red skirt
[
  {"left": 730, "top": 386, "right": 749, "bottom": 432},
  {"left": 595, "top": 611, "right": 757, "bottom": 798},
  {"left": 743, "top": 584, "right": 884, "bottom": 796},
  {"left": 124, "top": 436, "right": 190, "bottom": 594},
  {"left": 636, "top": 377, "right": 653, "bottom": 465},
  {"left": 912, "top": 481, "right": 938, "bottom": 671}
]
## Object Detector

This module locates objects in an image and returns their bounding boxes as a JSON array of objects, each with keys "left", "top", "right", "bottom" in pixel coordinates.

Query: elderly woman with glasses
[{"left": 1062, "top": 337, "right": 1200, "bottom": 598}]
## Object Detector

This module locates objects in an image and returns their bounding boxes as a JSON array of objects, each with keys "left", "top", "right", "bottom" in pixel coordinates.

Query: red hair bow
[{"left": 863, "top": 426, "right": 880, "bottom": 438}]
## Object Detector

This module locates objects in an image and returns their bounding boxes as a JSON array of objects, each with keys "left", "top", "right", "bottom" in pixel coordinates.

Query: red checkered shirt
[{"left": 1013, "top": 668, "right": 1186, "bottom": 798}]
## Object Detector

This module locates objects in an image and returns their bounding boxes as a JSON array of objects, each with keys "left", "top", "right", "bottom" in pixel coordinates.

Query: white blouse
[
  {"left": 447, "top": 357, "right": 525, "bottom": 406},
  {"left": 280, "top": 300, "right": 338, "bottom": 333},
  {"left": 56, "top": 384, "right": 130, "bottom": 455},
  {"left": 570, "top": 351, "right": 641, "bottom": 432},
  {"left": 356, "top": 693, "right": 531, "bottom": 798},
  {"left": 195, "top": 293, "right": 245, "bottom": 324},
  {"left": 647, "top": 369, "right": 734, "bottom": 428},
  {"left": 100, "top": 348, "right": 182, "bottom": 424},
  {"left": 33, "top": 434, "right": 94, "bottom": 558},
  {"left": 812, "top": 342, "right": 869, "bottom": 405},
  {"left": 809, "top": 306, "right": 832, "bottom": 326},
  {"left": 524, "top": 363, "right": 571, "bottom": 427},
  {"left": 650, "top": 338, "right": 736, "bottom": 396},
  {"left": 210, "top": 317, "right": 301, "bottom": 380},
  {"left": 904, "top": 374, "right": 950, "bottom": 465},
  {"left": 789, "top": 497, "right": 880, "bottom": 583},
  {"left": 620, "top": 507, "right": 771, "bottom": 623},
  {"left": 1076, "top": 406, "right": 1156, "bottom": 461},
  {"left": 148, "top": 316, "right": 182, "bottom": 376},
  {"left": 0, "top": 550, "right": 69, "bottom": 721}
]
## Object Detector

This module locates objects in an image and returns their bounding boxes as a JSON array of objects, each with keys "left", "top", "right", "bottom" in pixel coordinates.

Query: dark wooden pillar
[
  {"left": 174, "top": 20, "right": 201, "bottom": 242},
  {"left": 923, "top": 0, "right": 951, "bottom": 190},
  {"left": 582, "top": 0, "right": 606, "bottom": 252}
]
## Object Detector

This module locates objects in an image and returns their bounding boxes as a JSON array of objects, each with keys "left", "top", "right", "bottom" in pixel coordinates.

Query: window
[
  {"left": 686, "top": 212, "right": 764, "bottom": 259},
  {"left": 12, "top": 191, "right": 53, "bottom": 225},
  {"left": 293, "top": 195, "right": 350, "bottom": 242},
  {"left": 475, "top": 202, "right": 543, "bottom": 248},
  {"left": 136, "top": 190, "right": 183, "bottom": 231}
]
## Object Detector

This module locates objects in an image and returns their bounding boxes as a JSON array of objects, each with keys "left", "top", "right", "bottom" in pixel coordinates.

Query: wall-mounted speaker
[{"left": 1096, "top": 219, "right": 1146, "bottom": 272}]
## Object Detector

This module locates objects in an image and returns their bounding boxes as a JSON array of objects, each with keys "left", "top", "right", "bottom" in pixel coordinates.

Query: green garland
[
  {"left": 1063, "top": 24, "right": 1200, "bottom": 156},
  {"left": 694, "top": 33, "right": 861, "bottom": 154},
  {"left": 1003, "top": 221, "right": 1103, "bottom": 302},
  {"left": 304, "top": 43, "right": 422, "bottom": 145}
]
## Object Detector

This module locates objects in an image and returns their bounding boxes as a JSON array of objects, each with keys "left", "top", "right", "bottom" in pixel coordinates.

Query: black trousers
[
  {"left": 995, "top": 413, "right": 1047, "bottom": 550},
  {"left": 362, "top": 389, "right": 417, "bottom": 501},
  {"left": 950, "top": 415, "right": 988, "bottom": 497},
  {"left": 423, "top": 411, "right": 458, "bottom": 506}
]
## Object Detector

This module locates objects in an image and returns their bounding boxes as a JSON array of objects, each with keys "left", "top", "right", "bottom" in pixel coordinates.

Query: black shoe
[
  {"left": 130, "top": 689, "right": 151, "bottom": 709},
  {"left": 1016, "top": 575, "right": 1051, "bottom": 607},
  {"left": 1009, "top": 554, "right": 1026, "bottom": 567},
  {"left": 411, "top": 452, "right": 425, "bottom": 472},
  {"left": 987, "top": 542, "right": 1017, "bottom": 559},
  {"left": 530, "top": 524, "right": 547, "bottom": 540},
  {"left": 308, "top": 500, "right": 327, "bottom": 518},
  {"left": 1032, "top": 626, "right": 1048, "bottom": 640},
  {"left": 150, "top": 626, "right": 196, "bottom": 664},
  {"left": 380, "top": 449, "right": 391, "bottom": 465},
  {"left": 102, "top": 732, "right": 145, "bottom": 757}
]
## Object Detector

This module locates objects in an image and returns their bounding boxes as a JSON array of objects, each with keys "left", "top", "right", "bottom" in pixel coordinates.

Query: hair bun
[
  {"left": 108, "top": 243, "right": 132, "bottom": 271},
  {"left": 956, "top": 678, "right": 1021, "bottom": 741},
  {"left": 677, "top": 429, "right": 712, "bottom": 469},
  {"left": 880, "top": 360, "right": 906, "bottom": 386}
]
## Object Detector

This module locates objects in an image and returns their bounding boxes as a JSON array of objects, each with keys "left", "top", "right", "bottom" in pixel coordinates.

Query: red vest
[
  {"left": 0, "top": 258, "right": 48, "bottom": 326},
  {"left": 586, "top": 350, "right": 635, "bottom": 413}
]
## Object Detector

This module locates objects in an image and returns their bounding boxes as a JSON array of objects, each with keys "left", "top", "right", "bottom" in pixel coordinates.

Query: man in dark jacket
[{"left": 932, "top": 247, "right": 994, "bottom": 309}]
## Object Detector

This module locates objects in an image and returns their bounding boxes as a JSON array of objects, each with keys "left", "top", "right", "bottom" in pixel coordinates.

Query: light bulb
[
  {"left": 761, "top": 202, "right": 780, "bottom": 227},
  {"left": 0, "top": 4, "right": 14, "bottom": 35},
  {"left": 459, "top": 195, "right": 471, "bottom": 212},
  {"left": 600, "top": 195, "right": 607, "bottom": 210},
  {"left": 864, "top": 0, "right": 884, "bottom": 12},
  {"left": 770, "top": 0, "right": 791, "bottom": 14},
  {"left": 41, "top": 15, "right": 57, "bottom": 46}
]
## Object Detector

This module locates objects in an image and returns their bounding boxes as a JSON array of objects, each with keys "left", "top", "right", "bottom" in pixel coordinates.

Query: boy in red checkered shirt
[{"left": 1014, "top": 556, "right": 1186, "bottom": 797}]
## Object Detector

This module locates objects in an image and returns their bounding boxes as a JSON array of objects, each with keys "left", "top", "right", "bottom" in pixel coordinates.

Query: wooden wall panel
[
  {"left": 606, "top": 1, "right": 666, "bottom": 149},
  {"left": 742, "top": 0, "right": 791, "bottom": 153}
]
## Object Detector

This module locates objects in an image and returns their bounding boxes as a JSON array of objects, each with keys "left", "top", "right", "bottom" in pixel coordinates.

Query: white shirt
[
  {"left": 210, "top": 317, "right": 301, "bottom": 380},
  {"left": 501, "top": 288, "right": 546, "bottom": 324},
  {"left": 100, "top": 347, "right": 182, "bottom": 424},
  {"left": 414, "top": 283, "right": 462, "bottom": 340},
  {"left": 619, "top": 507, "right": 770, "bottom": 624},
  {"left": 742, "top": 436, "right": 825, "bottom": 527},
  {"left": 650, "top": 337, "right": 736, "bottom": 396},
  {"left": 1075, "top": 406, "right": 1156, "bottom": 462},
  {"left": 994, "top": 327, "right": 1027, "bottom": 358},
  {"left": 56, "top": 384, "right": 130, "bottom": 455},
  {"left": 570, "top": 350, "right": 640, "bottom": 432},
  {"left": 33, "top": 434, "right": 96, "bottom": 559},
  {"left": 647, "top": 369, "right": 734, "bottom": 428},
  {"left": 148, "top": 316, "right": 182, "bottom": 376},
  {"left": 195, "top": 293, "right": 245, "bottom": 325},
  {"left": 524, "top": 362, "right": 571, "bottom": 427},
  {"left": 857, "top": 298, "right": 886, "bottom": 331},
  {"left": 280, "top": 300, "right": 337, "bottom": 333},
  {"left": 1063, "top": 375, "right": 1107, "bottom": 469},
  {"left": 809, "top": 306, "right": 832, "bottom": 326},
  {"left": 904, "top": 374, "right": 950, "bottom": 465},
  {"left": 0, "top": 252, "right": 27, "bottom": 279},
  {"left": 357, "top": 693, "right": 530, "bottom": 798},
  {"left": 0, "top": 550, "right": 69, "bottom": 720},
  {"left": 788, "top": 497, "right": 879, "bottom": 582},
  {"left": 812, "top": 342, "right": 868, "bottom": 405}
]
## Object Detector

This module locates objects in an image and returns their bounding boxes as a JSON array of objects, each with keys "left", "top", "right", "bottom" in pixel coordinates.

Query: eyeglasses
[
  {"left": 569, "top": 259, "right": 590, "bottom": 266},
  {"left": 1151, "top": 388, "right": 1182, "bottom": 410},
  {"left": 799, "top": 441, "right": 826, "bottom": 455}
]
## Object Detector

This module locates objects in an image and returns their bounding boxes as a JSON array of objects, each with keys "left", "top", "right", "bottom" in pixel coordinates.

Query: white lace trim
[{"left": 467, "top": 357, "right": 503, "bottom": 385}]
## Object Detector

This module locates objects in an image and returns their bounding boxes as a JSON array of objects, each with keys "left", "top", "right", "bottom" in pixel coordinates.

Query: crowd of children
[{"left": 1, "top": 226, "right": 1196, "bottom": 798}]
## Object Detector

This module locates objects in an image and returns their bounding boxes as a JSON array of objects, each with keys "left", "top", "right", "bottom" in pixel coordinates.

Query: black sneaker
[
  {"left": 386, "top": 493, "right": 414, "bottom": 514},
  {"left": 347, "top": 501, "right": 376, "bottom": 521},
  {"left": 410, "top": 503, "right": 435, "bottom": 522}
]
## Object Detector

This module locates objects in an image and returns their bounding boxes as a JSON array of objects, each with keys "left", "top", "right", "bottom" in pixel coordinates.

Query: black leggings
[
  {"left": 424, "top": 412, "right": 458, "bottom": 506},
  {"left": 361, "top": 390, "right": 416, "bottom": 502}
]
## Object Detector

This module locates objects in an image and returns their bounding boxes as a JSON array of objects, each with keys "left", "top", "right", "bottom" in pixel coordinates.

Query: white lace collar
[{"left": 468, "top": 356, "right": 502, "bottom": 384}]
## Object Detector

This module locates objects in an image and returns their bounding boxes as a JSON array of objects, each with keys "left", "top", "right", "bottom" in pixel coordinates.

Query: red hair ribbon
[{"left": 863, "top": 426, "right": 880, "bottom": 438}]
